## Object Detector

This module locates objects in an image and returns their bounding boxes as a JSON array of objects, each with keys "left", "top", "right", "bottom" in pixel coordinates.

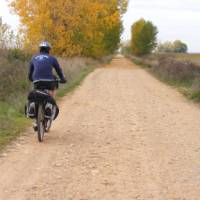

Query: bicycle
[{"left": 33, "top": 80, "right": 60, "bottom": 142}]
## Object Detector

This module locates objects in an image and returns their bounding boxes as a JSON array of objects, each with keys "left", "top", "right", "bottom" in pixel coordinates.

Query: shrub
[
  {"left": 0, "top": 51, "right": 30, "bottom": 101},
  {"left": 151, "top": 57, "right": 200, "bottom": 82},
  {"left": 7, "top": 49, "right": 32, "bottom": 62}
]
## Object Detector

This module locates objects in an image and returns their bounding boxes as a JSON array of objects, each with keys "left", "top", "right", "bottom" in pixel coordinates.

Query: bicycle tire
[
  {"left": 37, "top": 104, "right": 45, "bottom": 142},
  {"left": 45, "top": 118, "right": 52, "bottom": 133}
]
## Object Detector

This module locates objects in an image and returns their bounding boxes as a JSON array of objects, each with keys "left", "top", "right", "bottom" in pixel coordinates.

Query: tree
[
  {"left": 173, "top": 40, "right": 188, "bottom": 53},
  {"left": 157, "top": 40, "right": 188, "bottom": 53},
  {"left": 9, "top": 0, "right": 129, "bottom": 57},
  {"left": 131, "top": 19, "right": 158, "bottom": 56},
  {"left": 0, "top": 17, "right": 14, "bottom": 48},
  {"left": 120, "top": 40, "right": 131, "bottom": 54},
  {"left": 157, "top": 41, "right": 174, "bottom": 53},
  {"left": 118, "top": 0, "right": 129, "bottom": 14}
]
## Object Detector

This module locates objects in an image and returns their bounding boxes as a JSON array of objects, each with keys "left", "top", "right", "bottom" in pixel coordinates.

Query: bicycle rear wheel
[
  {"left": 37, "top": 104, "right": 45, "bottom": 142},
  {"left": 45, "top": 105, "right": 57, "bottom": 132},
  {"left": 45, "top": 118, "right": 52, "bottom": 132}
]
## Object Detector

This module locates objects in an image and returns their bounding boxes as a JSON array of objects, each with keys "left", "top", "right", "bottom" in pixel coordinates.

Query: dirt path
[{"left": 1, "top": 57, "right": 200, "bottom": 200}]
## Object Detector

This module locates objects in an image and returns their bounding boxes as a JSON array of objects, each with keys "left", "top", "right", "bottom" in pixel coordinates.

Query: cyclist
[{"left": 27, "top": 41, "right": 66, "bottom": 121}]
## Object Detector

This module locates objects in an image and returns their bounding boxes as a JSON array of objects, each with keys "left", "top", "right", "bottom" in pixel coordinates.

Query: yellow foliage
[{"left": 9, "top": 0, "right": 129, "bottom": 57}]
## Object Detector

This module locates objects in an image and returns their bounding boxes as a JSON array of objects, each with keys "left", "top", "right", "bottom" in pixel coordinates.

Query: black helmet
[{"left": 39, "top": 41, "right": 51, "bottom": 53}]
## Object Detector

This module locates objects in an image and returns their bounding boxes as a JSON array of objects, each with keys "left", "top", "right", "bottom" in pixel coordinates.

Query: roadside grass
[
  {"left": 0, "top": 101, "right": 30, "bottom": 148},
  {"left": 0, "top": 49, "right": 31, "bottom": 150},
  {"left": 126, "top": 53, "right": 200, "bottom": 103},
  {"left": 146, "top": 53, "right": 200, "bottom": 65},
  {"left": 0, "top": 51, "right": 103, "bottom": 151}
]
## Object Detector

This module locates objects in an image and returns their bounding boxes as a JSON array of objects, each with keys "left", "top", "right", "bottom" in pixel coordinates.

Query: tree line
[
  {"left": 9, "top": 0, "right": 128, "bottom": 58},
  {"left": 0, "top": 17, "right": 22, "bottom": 49},
  {"left": 122, "top": 18, "right": 188, "bottom": 56},
  {"left": 157, "top": 40, "right": 188, "bottom": 53}
]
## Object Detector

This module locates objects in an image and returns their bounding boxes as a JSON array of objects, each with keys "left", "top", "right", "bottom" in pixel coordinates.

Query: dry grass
[
  {"left": 59, "top": 57, "right": 100, "bottom": 82},
  {"left": 173, "top": 53, "right": 200, "bottom": 65},
  {"left": 126, "top": 53, "right": 200, "bottom": 102},
  {"left": 149, "top": 53, "right": 200, "bottom": 65},
  {"left": 151, "top": 56, "right": 200, "bottom": 82},
  {"left": 0, "top": 49, "right": 31, "bottom": 102}
]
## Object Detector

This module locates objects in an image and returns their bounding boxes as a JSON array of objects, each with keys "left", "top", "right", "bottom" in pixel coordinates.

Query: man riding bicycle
[{"left": 27, "top": 41, "right": 66, "bottom": 128}]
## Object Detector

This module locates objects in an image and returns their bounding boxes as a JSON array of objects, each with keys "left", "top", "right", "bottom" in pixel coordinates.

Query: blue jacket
[{"left": 29, "top": 53, "right": 65, "bottom": 83}]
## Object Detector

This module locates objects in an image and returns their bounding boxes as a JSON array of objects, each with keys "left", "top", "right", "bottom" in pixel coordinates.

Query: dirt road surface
[{"left": 1, "top": 57, "right": 200, "bottom": 200}]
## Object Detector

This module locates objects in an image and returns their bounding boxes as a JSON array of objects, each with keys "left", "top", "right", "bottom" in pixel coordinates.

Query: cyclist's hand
[{"left": 60, "top": 79, "right": 67, "bottom": 84}]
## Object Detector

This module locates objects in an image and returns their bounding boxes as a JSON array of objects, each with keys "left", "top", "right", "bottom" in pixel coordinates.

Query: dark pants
[{"left": 34, "top": 81, "right": 58, "bottom": 90}]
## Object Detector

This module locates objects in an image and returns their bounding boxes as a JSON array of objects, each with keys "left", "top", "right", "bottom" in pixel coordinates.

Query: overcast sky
[
  {"left": 0, "top": 0, "right": 199, "bottom": 52},
  {"left": 122, "top": 0, "right": 200, "bottom": 52},
  {"left": 0, "top": 0, "right": 20, "bottom": 30}
]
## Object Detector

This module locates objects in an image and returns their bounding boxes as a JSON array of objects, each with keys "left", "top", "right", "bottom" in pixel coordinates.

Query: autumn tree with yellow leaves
[
  {"left": 131, "top": 19, "right": 158, "bottom": 56},
  {"left": 9, "top": 0, "right": 128, "bottom": 58}
]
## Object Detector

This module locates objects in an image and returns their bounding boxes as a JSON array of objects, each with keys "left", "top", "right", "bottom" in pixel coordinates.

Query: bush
[
  {"left": 151, "top": 57, "right": 200, "bottom": 82},
  {"left": 7, "top": 49, "right": 32, "bottom": 62},
  {"left": 0, "top": 50, "right": 30, "bottom": 101}
]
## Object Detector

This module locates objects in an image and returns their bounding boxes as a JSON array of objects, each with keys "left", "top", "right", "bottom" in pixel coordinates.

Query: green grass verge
[
  {"left": 161, "top": 80, "right": 200, "bottom": 102},
  {"left": 0, "top": 101, "right": 30, "bottom": 149},
  {"left": 0, "top": 65, "right": 95, "bottom": 151},
  {"left": 153, "top": 73, "right": 200, "bottom": 103}
]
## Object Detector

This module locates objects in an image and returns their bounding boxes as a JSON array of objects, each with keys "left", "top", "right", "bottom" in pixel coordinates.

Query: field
[{"left": 172, "top": 53, "right": 200, "bottom": 65}]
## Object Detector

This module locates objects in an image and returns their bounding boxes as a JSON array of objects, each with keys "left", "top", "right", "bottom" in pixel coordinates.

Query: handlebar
[
  {"left": 56, "top": 79, "right": 67, "bottom": 84},
  {"left": 54, "top": 77, "right": 67, "bottom": 84}
]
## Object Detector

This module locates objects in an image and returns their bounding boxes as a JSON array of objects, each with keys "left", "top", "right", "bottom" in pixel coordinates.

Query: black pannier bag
[
  {"left": 26, "top": 90, "right": 59, "bottom": 119},
  {"left": 28, "top": 90, "right": 55, "bottom": 104}
]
